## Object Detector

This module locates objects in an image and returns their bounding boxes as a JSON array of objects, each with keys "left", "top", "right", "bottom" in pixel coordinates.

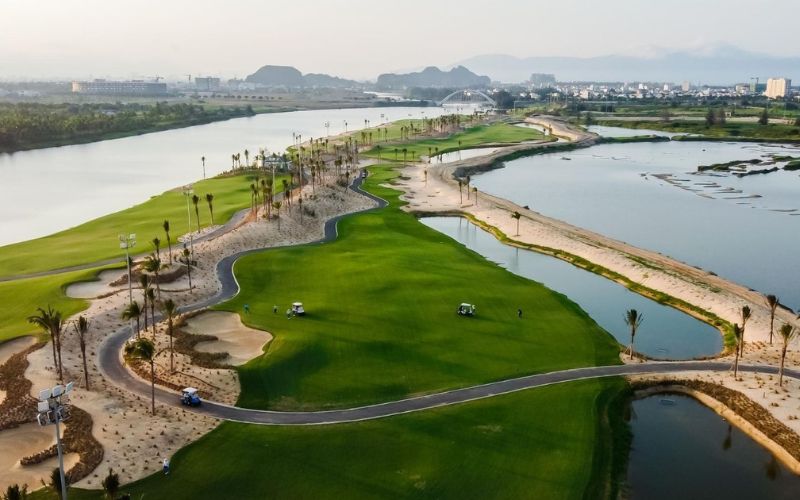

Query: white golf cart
[
  {"left": 457, "top": 303, "right": 476, "bottom": 316},
  {"left": 180, "top": 387, "right": 201, "bottom": 407},
  {"left": 291, "top": 302, "right": 306, "bottom": 316}
]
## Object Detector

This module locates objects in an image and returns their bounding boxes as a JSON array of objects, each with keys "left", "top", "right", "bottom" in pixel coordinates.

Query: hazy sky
[{"left": 2, "top": 0, "right": 797, "bottom": 80}]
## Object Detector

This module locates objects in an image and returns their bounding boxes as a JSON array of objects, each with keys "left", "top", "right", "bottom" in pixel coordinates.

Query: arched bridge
[{"left": 439, "top": 89, "right": 496, "bottom": 107}]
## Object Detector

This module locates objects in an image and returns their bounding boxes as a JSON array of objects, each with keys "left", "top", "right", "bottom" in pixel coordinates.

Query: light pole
[
  {"left": 182, "top": 186, "right": 195, "bottom": 262},
  {"left": 118, "top": 234, "right": 136, "bottom": 304},
  {"left": 37, "top": 382, "right": 74, "bottom": 500},
  {"left": 324, "top": 121, "right": 330, "bottom": 137}
]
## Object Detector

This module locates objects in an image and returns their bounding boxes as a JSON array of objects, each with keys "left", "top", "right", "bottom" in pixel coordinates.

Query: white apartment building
[{"left": 765, "top": 78, "right": 791, "bottom": 99}]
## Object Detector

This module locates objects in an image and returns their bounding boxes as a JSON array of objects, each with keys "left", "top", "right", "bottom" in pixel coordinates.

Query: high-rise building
[
  {"left": 195, "top": 77, "right": 221, "bottom": 91},
  {"left": 71, "top": 80, "right": 167, "bottom": 96},
  {"left": 765, "top": 78, "right": 791, "bottom": 99}
]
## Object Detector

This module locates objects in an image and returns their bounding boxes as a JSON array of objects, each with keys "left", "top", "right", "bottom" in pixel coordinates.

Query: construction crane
[
  {"left": 750, "top": 77, "right": 759, "bottom": 93},
  {"left": 186, "top": 74, "right": 192, "bottom": 82}
]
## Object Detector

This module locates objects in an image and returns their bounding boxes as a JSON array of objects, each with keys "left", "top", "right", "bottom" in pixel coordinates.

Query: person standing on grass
[
  {"left": 244, "top": 304, "right": 250, "bottom": 315},
  {"left": 273, "top": 305, "right": 278, "bottom": 314},
  {"left": 163, "top": 457, "right": 170, "bottom": 475},
  {"left": 518, "top": 308, "right": 523, "bottom": 319},
  {"left": 286, "top": 308, "right": 292, "bottom": 319}
]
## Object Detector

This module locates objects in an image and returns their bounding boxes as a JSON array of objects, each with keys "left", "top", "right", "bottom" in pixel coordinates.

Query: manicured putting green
[{"left": 221, "top": 165, "right": 620, "bottom": 410}]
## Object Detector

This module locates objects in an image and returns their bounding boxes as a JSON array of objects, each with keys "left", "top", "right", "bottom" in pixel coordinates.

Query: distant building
[
  {"left": 194, "top": 77, "right": 221, "bottom": 91},
  {"left": 681, "top": 81, "right": 691, "bottom": 92},
  {"left": 765, "top": 78, "right": 791, "bottom": 99},
  {"left": 71, "top": 80, "right": 167, "bottom": 96},
  {"left": 529, "top": 73, "right": 556, "bottom": 88}
]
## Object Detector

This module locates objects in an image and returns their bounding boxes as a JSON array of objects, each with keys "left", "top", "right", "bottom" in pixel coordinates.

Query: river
[
  {"left": 0, "top": 106, "right": 455, "bottom": 246},
  {"left": 471, "top": 133, "right": 800, "bottom": 309}
]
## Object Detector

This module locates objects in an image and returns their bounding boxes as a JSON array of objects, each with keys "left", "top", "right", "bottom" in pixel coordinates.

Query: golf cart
[
  {"left": 291, "top": 302, "right": 306, "bottom": 316},
  {"left": 457, "top": 303, "right": 476, "bottom": 316},
  {"left": 180, "top": 387, "right": 201, "bottom": 407}
]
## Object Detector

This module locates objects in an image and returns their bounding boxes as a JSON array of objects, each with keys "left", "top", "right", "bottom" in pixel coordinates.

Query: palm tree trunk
[
  {"left": 50, "top": 333, "right": 59, "bottom": 377},
  {"left": 136, "top": 317, "right": 141, "bottom": 337},
  {"left": 733, "top": 349, "right": 740, "bottom": 378},
  {"left": 55, "top": 333, "right": 64, "bottom": 381},
  {"left": 169, "top": 322, "right": 174, "bottom": 373},
  {"left": 166, "top": 235, "right": 172, "bottom": 266},
  {"left": 779, "top": 347, "right": 787, "bottom": 386},
  {"left": 150, "top": 361, "right": 156, "bottom": 415},
  {"left": 151, "top": 303, "right": 156, "bottom": 337},
  {"left": 81, "top": 343, "right": 90, "bottom": 390},
  {"left": 142, "top": 296, "right": 148, "bottom": 332}
]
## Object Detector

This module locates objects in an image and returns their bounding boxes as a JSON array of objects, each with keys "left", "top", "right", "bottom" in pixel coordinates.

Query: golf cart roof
[
  {"left": 292, "top": 302, "right": 303, "bottom": 307},
  {"left": 460, "top": 303, "right": 474, "bottom": 308},
  {"left": 182, "top": 387, "right": 199, "bottom": 395}
]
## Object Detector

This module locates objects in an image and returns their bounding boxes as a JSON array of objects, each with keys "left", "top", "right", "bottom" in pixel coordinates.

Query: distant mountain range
[
  {"left": 245, "top": 65, "right": 360, "bottom": 88},
  {"left": 451, "top": 46, "right": 800, "bottom": 85},
  {"left": 376, "top": 66, "right": 490, "bottom": 89}
]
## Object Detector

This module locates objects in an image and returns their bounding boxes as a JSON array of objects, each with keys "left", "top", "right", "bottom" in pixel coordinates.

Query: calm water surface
[
  {"left": 628, "top": 395, "right": 800, "bottom": 499},
  {"left": 433, "top": 147, "right": 501, "bottom": 163},
  {"left": 472, "top": 138, "right": 800, "bottom": 309},
  {"left": 587, "top": 125, "right": 677, "bottom": 138},
  {"left": 0, "top": 106, "right": 455, "bottom": 245},
  {"left": 421, "top": 217, "right": 722, "bottom": 359}
]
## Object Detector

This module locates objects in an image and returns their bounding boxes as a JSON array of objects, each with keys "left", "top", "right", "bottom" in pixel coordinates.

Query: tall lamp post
[
  {"left": 37, "top": 382, "right": 74, "bottom": 500},
  {"left": 118, "top": 234, "right": 136, "bottom": 304},
  {"left": 182, "top": 186, "right": 195, "bottom": 262}
]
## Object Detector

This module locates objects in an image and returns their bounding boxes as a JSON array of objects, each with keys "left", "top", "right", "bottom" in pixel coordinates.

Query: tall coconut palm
[
  {"left": 766, "top": 294, "right": 779, "bottom": 345},
  {"left": 191, "top": 194, "right": 201, "bottom": 231},
  {"left": 458, "top": 181, "right": 463, "bottom": 204},
  {"left": 125, "top": 338, "right": 157, "bottom": 415},
  {"left": 273, "top": 201, "right": 282, "bottom": 229},
  {"left": 162, "top": 220, "right": 172, "bottom": 265},
  {"left": 205, "top": 193, "right": 215, "bottom": 225},
  {"left": 740, "top": 305, "right": 752, "bottom": 356},
  {"left": 161, "top": 299, "right": 177, "bottom": 373},
  {"left": 182, "top": 247, "right": 192, "bottom": 291},
  {"left": 122, "top": 301, "right": 142, "bottom": 338},
  {"left": 152, "top": 237, "right": 161, "bottom": 262},
  {"left": 472, "top": 187, "right": 478, "bottom": 206},
  {"left": 778, "top": 323, "right": 797, "bottom": 387},
  {"left": 138, "top": 274, "right": 150, "bottom": 332},
  {"left": 200, "top": 156, "right": 206, "bottom": 179},
  {"left": 512, "top": 211, "right": 521, "bottom": 236},
  {"left": 731, "top": 323, "right": 743, "bottom": 378},
  {"left": 28, "top": 306, "right": 64, "bottom": 380},
  {"left": 72, "top": 316, "right": 90, "bottom": 390},
  {"left": 623, "top": 309, "right": 644, "bottom": 360},
  {"left": 146, "top": 287, "right": 156, "bottom": 338},
  {"left": 144, "top": 253, "right": 162, "bottom": 299}
]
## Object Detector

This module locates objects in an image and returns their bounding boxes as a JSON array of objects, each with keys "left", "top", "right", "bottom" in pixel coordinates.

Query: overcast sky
[{"left": 2, "top": 0, "right": 797, "bottom": 81}]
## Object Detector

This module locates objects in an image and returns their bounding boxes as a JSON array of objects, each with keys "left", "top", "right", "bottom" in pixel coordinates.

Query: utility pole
[{"left": 37, "top": 382, "right": 74, "bottom": 500}]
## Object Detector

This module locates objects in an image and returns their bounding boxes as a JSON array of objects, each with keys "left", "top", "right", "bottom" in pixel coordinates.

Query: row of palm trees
[{"left": 27, "top": 308, "right": 91, "bottom": 390}]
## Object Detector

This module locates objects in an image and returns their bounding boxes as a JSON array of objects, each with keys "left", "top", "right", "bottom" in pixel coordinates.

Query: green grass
[
  {"left": 57, "top": 378, "right": 629, "bottom": 500},
  {"left": 0, "top": 172, "right": 289, "bottom": 278},
  {"left": 597, "top": 119, "right": 800, "bottom": 141},
  {"left": 220, "top": 165, "right": 619, "bottom": 410},
  {"left": 365, "top": 123, "right": 547, "bottom": 161},
  {"left": 0, "top": 265, "right": 116, "bottom": 341}
]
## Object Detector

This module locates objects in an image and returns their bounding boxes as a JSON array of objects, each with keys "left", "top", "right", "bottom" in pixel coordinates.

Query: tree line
[{"left": 0, "top": 102, "right": 255, "bottom": 153}]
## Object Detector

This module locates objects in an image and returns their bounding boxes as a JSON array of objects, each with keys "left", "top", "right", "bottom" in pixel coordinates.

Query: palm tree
[
  {"left": 244, "top": 149, "right": 250, "bottom": 168},
  {"left": 778, "top": 323, "right": 797, "bottom": 386},
  {"left": 200, "top": 156, "right": 206, "bottom": 179},
  {"left": 122, "top": 301, "right": 142, "bottom": 338},
  {"left": 740, "top": 305, "right": 752, "bottom": 356},
  {"left": 511, "top": 211, "right": 521, "bottom": 236},
  {"left": 139, "top": 275, "right": 150, "bottom": 332},
  {"left": 766, "top": 294, "right": 779, "bottom": 345},
  {"left": 144, "top": 253, "right": 162, "bottom": 299},
  {"left": 182, "top": 247, "right": 192, "bottom": 291},
  {"left": 623, "top": 309, "right": 644, "bottom": 360},
  {"left": 205, "top": 193, "right": 215, "bottom": 225},
  {"left": 458, "top": 181, "right": 463, "bottom": 204},
  {"left": 273, "top": 201, "right": 282, "bottom": 229},
  {"left": 731, "top": 323, "right": 743, "bottom": 378},
  {"left": 152, "top": 236, "right": 161, "bottom": 262},
  {"left": 102, "top": 468, "right": 120, "bottom": 500},
  {"left": 465, "top": 175, "right": 471, "bottom": 199},
  {"left": 125, "top": 338, "right": 157, "bottom": 415},
  {"left": 472, "top": 187, "right": 478, "bottom": 206},
  {"left": 161, "top": 299, "right": 177, "bottom": 373},
  {"left": 192, "top": 194, "right": 201, "bottom": 231},
  {"left": 146, "top": 287, "right": 156, "bottom": 338},
  {"left": 163, "top": 220, "right": 172, "bottom": 265},
  {"left": 28, "top": 306, "right": 64, "bottom": 380},
  {"left": 72, "top": 316, "right": 90, "bottom": 390}
]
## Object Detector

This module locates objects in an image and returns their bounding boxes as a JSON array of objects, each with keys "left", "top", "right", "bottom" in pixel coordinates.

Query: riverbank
[{"left": 398, "top": 116, "right": 797, "bottom": 348}]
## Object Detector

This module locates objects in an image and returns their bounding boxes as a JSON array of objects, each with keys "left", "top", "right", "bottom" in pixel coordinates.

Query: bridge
[{"left": 438, "top": 89, "right": 496, "bottom": 107}]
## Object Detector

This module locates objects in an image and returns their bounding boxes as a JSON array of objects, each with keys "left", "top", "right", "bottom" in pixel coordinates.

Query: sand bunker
[
  {"left": 184, "top": 311, "right": 272, "bottom": 366},
  {"left": 0, "top": 423, "right": 79, "bottom": 491},
  {"left": 65, "top": 269, "right": 127, "bottom": 299},
  {"left": 0, "top": 336, "right": 36, "bottom": 367}
]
